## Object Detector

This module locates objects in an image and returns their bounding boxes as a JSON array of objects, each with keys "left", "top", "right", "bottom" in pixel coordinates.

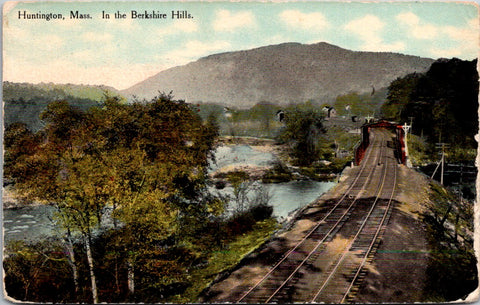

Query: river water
[
  {"left": 3, "top": 205, "right": 58, "bottom": 242},
  {"left": 209, "top": 145, "right": 275, "bottom": 171},
  {"left": 3, "top": 145, "right": 336, "bottom": 242}
]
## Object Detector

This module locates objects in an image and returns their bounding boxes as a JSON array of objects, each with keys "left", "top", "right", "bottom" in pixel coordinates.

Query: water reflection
[{"left": 216, "top": 180, "right": 335, "bottom": 220}]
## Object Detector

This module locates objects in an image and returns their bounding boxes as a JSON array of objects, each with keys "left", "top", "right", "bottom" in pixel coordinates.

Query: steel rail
[
  {"left": 339, "top": 149, "right": 398, "bottom": 303},
  {"left": 309, "top": 130, "right": 397, "bottom": 303},
  {"left": 263, "top": 139, "right": 388, "bottom": 303},
  {"left": 236, "top": 132, "right": 384, "bottom": 303}
]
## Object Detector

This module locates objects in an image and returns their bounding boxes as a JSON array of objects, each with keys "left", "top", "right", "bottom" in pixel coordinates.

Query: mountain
[
  {"left": 122, "top": 42, "right": 435, "bottom": 107},
  {"left": 3, "top": 82, "right": 122, "bottom": 131}
]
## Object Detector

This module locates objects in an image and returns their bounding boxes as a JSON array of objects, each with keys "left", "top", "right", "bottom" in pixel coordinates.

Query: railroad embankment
[
  {"left": 355, "top": 164, "right": 477, "bottom": 302},
  {"left": 199, "top": 162, "right": 477, "bottom": 303}
]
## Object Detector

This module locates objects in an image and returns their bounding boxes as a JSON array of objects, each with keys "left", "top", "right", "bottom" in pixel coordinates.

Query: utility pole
[
  {"left": 334, "top": 139, "right": 339, "bottom": 158},
  {"left": 433, "top": 143, "right": 449, "bottom": 185},
  {"left": 402, "top": 122, "right": 411, "bottom": 167},
  {"left": 441, "top": 149, "right": 444, "bottom": 185},
  {"left": 408, "top": 117, "right": 414, "bottom": 133}
]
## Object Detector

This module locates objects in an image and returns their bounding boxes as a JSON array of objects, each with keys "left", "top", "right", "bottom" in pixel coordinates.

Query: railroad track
[{"left": 236, "top": 129, "right": 398, "bottom": 303}]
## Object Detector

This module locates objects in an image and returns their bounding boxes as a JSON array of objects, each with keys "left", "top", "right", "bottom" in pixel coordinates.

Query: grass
[
  {"left": 406, "top": 133, "right": 431, "bottom": 166},
  {"left": 407, "top": 133, "right": 476, "bottom": 165},
  {"left": 169, "top": 218, "right": 279, "bottom": 303}
]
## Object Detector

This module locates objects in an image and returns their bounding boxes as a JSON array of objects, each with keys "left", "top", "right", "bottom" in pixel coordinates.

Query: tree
[
  {"left": 381, "top": 73, "right": 421, "bottom": 120},
  {"left": 382, "top": 58, "right": 478, "bottom": 150},
  {"left": 4, "top": 94, "right": 221, "bottom": 302},
  {"left": 249, "top": 102, "right": 281, "bottom": 131},
  {"left": 5, "top": 101, "right": 108, "bottom": 303},
  {"left": 277, "top": 107, "right": 326, "bottom": 166},
  {"left": 4, "top": 239, "right": 75, "bottom": 302}
]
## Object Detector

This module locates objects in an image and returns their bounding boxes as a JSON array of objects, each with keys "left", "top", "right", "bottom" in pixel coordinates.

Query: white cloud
[
  {"left": 411, "top": 24, "right": 438, "bottom": 40},
  {"left": 31, "top": 34, "right": 65, "bottom": 52},
  {"left": 396, "top": 12, "right": 420, "bottom": 27},
  {"left": 396, "top": 13, "right": 477, "bottom": 58},
  {"left": 4, "top": 28, "right": 67, "bottom": 63},
  {"left": 213, "top": 10, "right": 256, "bottom": 32},
  {"left": 443, "top": 23, "right": 477, "bottom": 43},
  {"left": 280, "top": 10, "right": 328, "bottom": 30},
  {"left": 173, "top": 19, "right": 198, "bottom": 33},
  {"left": 396, "top": 12, "right": 439, "bottom": 40},
  {"left": 435, "top": 19, "right": 479, "bottom": 59},
  {"left": 345, "top": 14, "right": 383, "bottom": 42},
  {"left": 69, "top": 50, "right": 96, "bottom": 63},
  {"left": 266, "top": 34, "right": 291, "bottom": 45},
  {"left": 344, "top": 15, "right": 405, "bottom": 52},
  {"left": 373, "top": 41, "right": 406, "bottom": 52}
]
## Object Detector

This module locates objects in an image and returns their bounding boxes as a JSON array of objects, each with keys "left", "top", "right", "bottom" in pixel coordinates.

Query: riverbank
[
  {"left": 211, "top": 136, "right": 342, "bottom": 184},
  {"left": 169, "top": 218, "right": 280, "bottom": 303},
  {"left": 2, "top": 185, "right": 46, "bottom": 209}
]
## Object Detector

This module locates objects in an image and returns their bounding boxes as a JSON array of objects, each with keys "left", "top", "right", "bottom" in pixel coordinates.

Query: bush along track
[{"left": 422, "top": 181, "right": 477, "bottom": 301}]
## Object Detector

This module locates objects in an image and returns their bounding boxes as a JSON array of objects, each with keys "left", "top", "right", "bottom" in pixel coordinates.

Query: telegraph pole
[
  {"left": 434, "top": 143, "right": 449, "bottom": 185},
  {"left": 408, "top": 117, "right": 414, "bottom": 133},
  {"left": 402, "top": 122, "right": 411, "bottom": 167}
]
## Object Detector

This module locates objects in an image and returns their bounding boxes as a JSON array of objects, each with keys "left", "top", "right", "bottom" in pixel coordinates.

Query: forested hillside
[
  {"left": 123, "top": 42, "right": 433, "bottom": 106},
  {"left": 3, "top": 82, "right": 122, "bottom": 131},
  {"left": 381, "top": 58, "right": 478, "bottom": 160}
]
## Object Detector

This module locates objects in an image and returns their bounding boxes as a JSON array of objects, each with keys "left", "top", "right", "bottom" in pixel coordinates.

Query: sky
[{"left": 3, "top": 1, "right": 479, "bottom": 90}]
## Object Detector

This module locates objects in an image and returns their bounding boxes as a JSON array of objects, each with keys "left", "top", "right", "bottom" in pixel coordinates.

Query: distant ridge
[
  {"left": 122, "top": 42, "right": 435, "bottom": 107},
  {"left": 3, "top": 82, "right": 122, "bottom": 131}
]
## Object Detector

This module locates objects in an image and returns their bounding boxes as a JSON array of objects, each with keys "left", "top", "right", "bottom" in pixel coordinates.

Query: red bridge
[{"left": 354, "top": 120, "right": 407, "bottom": 166}]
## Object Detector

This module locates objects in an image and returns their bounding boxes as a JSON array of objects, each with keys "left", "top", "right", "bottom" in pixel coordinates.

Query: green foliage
[
  {"left": 198, "top": 102, "right": 284, "bottom": 138},
  {"left": 262, "top": 161, "right": 294, "bottom": 183},
  {"left": 4, "top": 93, "right": 222, "bottom": 302},
  {"left": 3, "top": 123, "right": 43, "bottom": 185},
  {"left": 225, "top": 170, "right": 250, "bottom": 185},
  {"left": 3, "top": 81, "right": 121, "bottom": 131},
  {"left": 405, "top": 133, "right": 431, "bottom": 165},
  {"left": 381, "top": 74, "right": 421, "bottom": 119},
  {"left": 335, "top": 89, "right": 387, "bottom": 117},
  {"left": 3, "top": 239, "right": 75, "bottom": 302},
  {"left": 3, "top": 81, "right": 120, "bottom": 101},
  {"left": 223, "top": 171, "right": 272, "bottom": 215},
  {"left": 248, "top": 101, "right": 283, "bottom": 131},
  {"left": 170, "top": 218, "right": 279, "bottom": 303},
  {"left": 423, "top": 182, "right": 477, "bottom": 301},
  {"left": 277, "top": 106, "right": 326, "bottom": 166},
  {"left": 382, "top": 58, "right": 478, "bottom": 158}
]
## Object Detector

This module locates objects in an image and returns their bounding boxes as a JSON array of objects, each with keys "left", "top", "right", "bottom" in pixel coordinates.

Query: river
[
  {"left": 3, "top": 144, "right": 336, "bottom": 242},
  {"left": 3, "top": 205, "right": 58, "bottom": 242}
]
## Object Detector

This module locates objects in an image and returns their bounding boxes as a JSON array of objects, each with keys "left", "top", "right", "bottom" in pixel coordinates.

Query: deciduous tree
[{"left": 4, "top": 94, "right": 221, "bottom": 302}]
